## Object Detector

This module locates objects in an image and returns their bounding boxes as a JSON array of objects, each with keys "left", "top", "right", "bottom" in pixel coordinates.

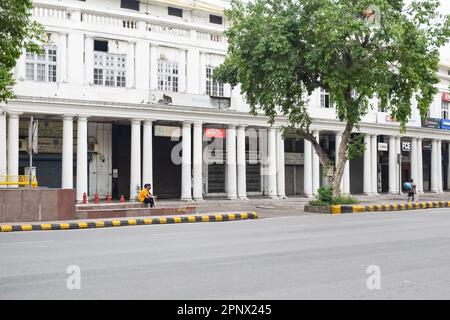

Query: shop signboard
[
  {"left": 421, "top": 118, "right": 441, "bottom": 129},
  {"left": 441, "top": 118, "right": 450, "bottom": 130},
  {"left": 378, "top": 142, "right": 388, "bottom": 151},
  {"left": 205, "top": 128, "right": 226, "bottom": 139},
  {"left": 154, "top": 125, "right": 181, "bottom": 138}
]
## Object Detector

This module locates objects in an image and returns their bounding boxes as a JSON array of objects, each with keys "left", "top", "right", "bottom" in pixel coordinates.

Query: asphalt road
[{"left": 1, "top": 209, "right": 450, "bottom": 299}]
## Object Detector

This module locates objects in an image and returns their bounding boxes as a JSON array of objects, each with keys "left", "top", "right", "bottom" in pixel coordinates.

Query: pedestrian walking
[{"left": 404, "top": 179, "right": 417, "bottom": 202}]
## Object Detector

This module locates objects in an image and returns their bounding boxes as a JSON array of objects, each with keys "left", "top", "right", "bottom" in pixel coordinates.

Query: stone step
[{"left": 75, "top": 206, "right": 197, "bottom": 219}]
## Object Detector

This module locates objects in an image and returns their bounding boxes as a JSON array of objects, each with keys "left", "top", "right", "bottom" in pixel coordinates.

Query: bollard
[
  {"left": 82, "top": 192, "right": 87, "bottom": 204},
  {"left": 106, "top": 194, "right": 111, "bottom": 203},
  {"left": 94, "top": 194, "right": 99, "bottom": 204},
  {"left": 120, "top": 195, "right": 125, "bottom": 202}
]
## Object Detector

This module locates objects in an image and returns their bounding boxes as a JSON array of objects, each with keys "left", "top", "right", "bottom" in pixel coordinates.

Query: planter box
[{"left": 304, "top": 204, "right": 331, "bottom": 214}]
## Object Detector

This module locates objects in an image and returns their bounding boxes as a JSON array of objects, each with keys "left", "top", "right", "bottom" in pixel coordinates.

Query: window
[
  {"left": 121, "top": 0, "right": 139, "bottom": 11},
  {"left": 442, "top": 101, "right": 449, "bottom": 119},
  {"left": 94, "top": 40, "right": 108, "bottom": 52},
  {"left": 93, "top": 51, "right": 127, "bottom": 87},
  {"left": 168, "top": 7, "right": 183, "bottom": 17},
  {"left": 210, "top": 15, "right": 223, "bottom": 25},
  {"left": 320, "top": 88, "right": 330, "bottom": 108},
  {"left": 206, "top": 66, "right": 224, "bottom": 97},
  {"left": 158, "top": 59, "right": 179, "bottom": 92},
  {"left": 25, "top": 46, "right": 57, "bottom": 82}
]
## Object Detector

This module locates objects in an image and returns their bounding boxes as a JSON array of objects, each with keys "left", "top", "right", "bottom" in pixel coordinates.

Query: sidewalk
[{"left": 2, "top": 192, "right": 450, "bottom": 226}]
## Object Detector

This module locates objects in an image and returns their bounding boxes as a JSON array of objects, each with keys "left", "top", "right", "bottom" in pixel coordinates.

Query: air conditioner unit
[{"left": 19, "top": 139, "right": 28, "bottom": 152}]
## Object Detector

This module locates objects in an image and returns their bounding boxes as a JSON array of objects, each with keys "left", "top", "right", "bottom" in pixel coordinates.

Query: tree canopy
[
  {"left": 0, "top": 0, "right": 43, "bottom": 103},
  {"left": 215, "top": 0, "right": 450, "bottom": 196}
]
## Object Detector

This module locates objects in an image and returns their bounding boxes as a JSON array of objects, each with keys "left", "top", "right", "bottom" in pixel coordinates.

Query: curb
[
  {"left": 331, "top": 201, "right": 450, "bottom": 214},
  {"left": 0, "top": 212, "right": 258, "bottom": 233}
]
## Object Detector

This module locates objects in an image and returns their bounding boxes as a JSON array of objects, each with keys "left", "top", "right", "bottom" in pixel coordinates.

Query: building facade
[{"left": 1, "top": 0, "right": 450, "bottom": 201}]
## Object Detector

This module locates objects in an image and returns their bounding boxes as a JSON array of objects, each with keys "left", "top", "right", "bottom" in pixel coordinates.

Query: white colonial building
[{"left": 1, "top": 0, "right": 450, "bottom": 202}]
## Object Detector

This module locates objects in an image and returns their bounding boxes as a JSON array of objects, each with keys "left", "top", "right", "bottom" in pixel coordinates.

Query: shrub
[
  {"left": 309, "top": 186, "right": 359, "bottom": 206},
  {"left": 315, "top": 186, "right": 333, "bottom": 205}
]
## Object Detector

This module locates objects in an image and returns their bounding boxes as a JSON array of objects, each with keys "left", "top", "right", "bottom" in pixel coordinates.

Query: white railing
[
  {"left": 32, "top": 6, "right": 69, "bottom": 20},
  {"left": 197, "top": 31, "right": 227, "bottom": 43},
  {"left": 81, "top": 12, "right": 137, "bottom": 30},
  {"left": 32, "top": 4, "right": 226, "bottom": 43},
  {"left": 147, "top": 23, "right": 190, "bottom": 38}
]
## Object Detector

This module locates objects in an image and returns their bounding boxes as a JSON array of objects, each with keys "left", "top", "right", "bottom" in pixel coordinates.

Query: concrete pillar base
[{"left": 238, "top": 196, "right": 249, "bottom": 200}]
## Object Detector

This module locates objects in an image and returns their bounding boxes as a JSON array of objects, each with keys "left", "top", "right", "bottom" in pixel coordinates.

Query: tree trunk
[{"left": 331, "top": 122, "right": 354, "bottom": 198}]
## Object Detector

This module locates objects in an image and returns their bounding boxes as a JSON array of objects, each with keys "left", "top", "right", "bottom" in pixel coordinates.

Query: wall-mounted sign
[
  {"left": 154, "top": 125, "right": 181, "bottom": 138},
  {"left": 402, "top": 141, "right": 411, "bottom": 152},
  {"left": 285, "top": 153, "right": 304, "bottom": 165},
  {"left": 442, "top": 92, "right": 450, "bottom": 102},
  {"left": 376, "top": 112, "right": 421, "bottom": 127},
  {"left": 423, "top": 142, "right": 432, "bottom": 151},
  {"left": 378, "top": 142, "right": 388, "bottom": 151},
  {"left": 441, "top": 118, "right": 450, "bottom": 130},
  {"left": 422, "top": 118, "right": 441, "bottom": 129},
  {"left": 205, "top": 128, "right": 226, "bottom": 139}
]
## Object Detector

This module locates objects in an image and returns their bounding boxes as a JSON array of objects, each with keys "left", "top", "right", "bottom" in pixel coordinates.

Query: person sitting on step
[{"left": 138, "top": 183, "right": 156, "bottom": 208}]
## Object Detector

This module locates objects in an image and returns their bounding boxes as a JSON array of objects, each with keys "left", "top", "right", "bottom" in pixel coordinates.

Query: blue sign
[{"left": 441, "top": 119, "right": 450, "bottom": 130}]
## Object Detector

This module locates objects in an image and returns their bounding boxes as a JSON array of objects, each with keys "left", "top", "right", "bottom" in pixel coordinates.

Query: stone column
[
  {"left": 181, "top": 121, "right": 192, "bottom": 201},
  {"left": 7, "top": 113, "right": 20, "bottom": 183},
  {"left": 395, "top": 137, "right": 401, "bottom": 194},
  {"left": 312, "top": 131, "right": 320, "bottom": 195},
  {"left": 343, "top": 161, "right": 350, "bottom": 194},
  {"left": 410, "top": 138, "right": 418, "bottom": 188},
  {"left": 126, "top": 42, "right": 135, "bottom": 89},
  {"left": 62, "top": 116, "right": 73, "bottom": 189},
  {"left": 129, "top": 119, "right": 141, "bottom": 200},
  {"left": 142, "top": 120, "right": 153, "bottom": 187},
  {"left": 431, "top": 139, "right": 438, "bottom": 193},
  {"left": 84, "top": 36, "right": 94, "bottom": 85},
  {"left": 149, "top": 45, "right": 159, "bottom": 90},
  {"left": 193, "top": 121, "right": 203, "bottom": 200},
  {"left": 76, "top": 117, "right": 88, "bottom": 202},
  {"left": 335, "top": 132, "right": 344, "bottom": 192},
  {"left": 363, "top": 134, "right": 372, "bottom": 194},
  {"left": 417, "top": 138, "right": 423, "bottom": 194},
  {"left": 0, "top": 111, "right": 6, "bottom": 177},
  {"left": 237, "top": 125, "right": 247, "bottom": 200},
  {"left": 437, "top": 139, "right": 443, "bottom": 192},
  {"left": 276, "top": 128, "right": 286, "bottom": 199},
  {"left": 304, "top": 138, "right": 313, "bottom": 197},
  {"left": 371, "top": 135, "right": 378, "bottom": 195},
  {"left": 58, "top": 33, "right": 68, "bottom": 83},
  {"left": 226, "top": 124, "right": 237, "bottom": 200},
  {"left": 267, "top": 127, "right": 278, "bottom": 198},
  {"left": 389, "top": 136, "right": 397, "bottom": 194}
]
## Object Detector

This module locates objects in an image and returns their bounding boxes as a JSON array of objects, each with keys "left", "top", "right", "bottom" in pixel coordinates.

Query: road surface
[{"left": 1, "top": 209, "right": 450, "bottom": 299}]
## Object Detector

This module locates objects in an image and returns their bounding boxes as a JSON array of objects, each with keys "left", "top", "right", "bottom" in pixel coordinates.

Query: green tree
[
  {"left": 215, "top": 0, "right": 450, "bottom": 197},
  {"left": 1, "top": 0, "right": 43, "bottom": 102}
]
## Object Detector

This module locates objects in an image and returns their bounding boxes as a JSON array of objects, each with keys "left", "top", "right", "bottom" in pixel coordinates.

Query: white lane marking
[{"left": 0, "top": 240, "right": 55, "bottom": 246}]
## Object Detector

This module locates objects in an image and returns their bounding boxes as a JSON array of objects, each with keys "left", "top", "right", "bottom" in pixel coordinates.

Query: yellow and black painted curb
[
  {"left": 0, "top": 212, "right": 258, "bottom": 233},
  {"left": 331, "top": 201, "right": 450, "bottom": 215}
]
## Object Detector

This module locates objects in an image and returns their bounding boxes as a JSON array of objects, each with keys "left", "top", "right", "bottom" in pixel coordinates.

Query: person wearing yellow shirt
[{"left": 138, "top": 184, "right": 156, "bottom": 207}]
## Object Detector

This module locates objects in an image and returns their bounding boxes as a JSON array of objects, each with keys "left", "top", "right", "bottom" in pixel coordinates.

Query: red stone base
[{"left": 0, "top": 188, "right": 76, "bottom": 222}]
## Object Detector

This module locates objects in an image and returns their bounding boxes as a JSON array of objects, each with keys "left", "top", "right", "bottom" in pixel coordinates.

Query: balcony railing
[
  {"left": 147, "top": 23, "right": 190, "bottom": 37},
  {"left": 31, "top": 3, "right": 227, "bottom": 45},
  {"left": 81, "top": 12, "right": 137, "bottom": 30},
  {"left": 32, "top": 6, "right": 69, "bottom": 20}
]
